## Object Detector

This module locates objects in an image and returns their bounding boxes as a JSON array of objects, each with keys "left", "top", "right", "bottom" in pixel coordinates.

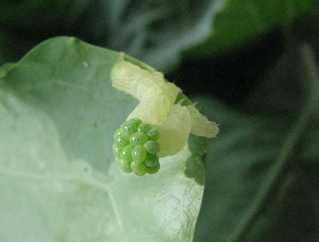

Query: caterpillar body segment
[
  {"left": 187, "top": 105, "right": 219, "bottom": 138},
  {"left": 155, "top": 104, "right": 192, "bottom": 157},
  {"left": 111, "top": 57, "right": 219, "bottom": 176}
]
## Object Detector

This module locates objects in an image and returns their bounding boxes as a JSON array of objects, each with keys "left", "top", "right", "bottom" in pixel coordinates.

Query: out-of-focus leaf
[
  {"left": 0, "top": 0, "right": 90, "bottom": 65},
  {"left": 94, "top": 0, "right": 226, "bottom": 71},
  {"left": 92, "top": 0, "right": 315, "bottom": 70},
  {"left": 0, "top": 0, "right": 315, "bottom": 71},
  {"left": 293, "top": 10, "right": 319, "bottom": 56},
  {"left": 186, "top": 0, "right": 314, "bottom": 57},
  {"left": 193, "top": 44, "right": 319, "bottom": 241},
  {"left": 0, "top": 37, "right": 205, "bottom": 241},
  {"left": 0, "top": 0, "right": 89, "bottom": 29}
]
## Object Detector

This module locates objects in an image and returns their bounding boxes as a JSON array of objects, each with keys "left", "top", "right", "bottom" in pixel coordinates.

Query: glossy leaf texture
[
  {"left": 0, "top": 37, "right": 206, "bottom": 242},
  {"left": 193, "top": 44, "right": 319, "bottom": 241}
]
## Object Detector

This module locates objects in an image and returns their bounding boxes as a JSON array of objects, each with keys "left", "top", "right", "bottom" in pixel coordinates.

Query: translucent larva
[
  {"left": 111, "top": 57, "right": 166, "bottom": 100},
  {"left": 155, "top": 104, "right": 192, "bottom": 157},
  {"left": 126, "top": 89, "right": 175, "bottom": 125},
  {"left": 111, "top": 57, "right": 181, "bottom": 125},
  {"left": 187, "top": 105, "right": 219, "bottom": 138},
  {"left": 111, "top": 56, "right": 219, "bottom": 176}
]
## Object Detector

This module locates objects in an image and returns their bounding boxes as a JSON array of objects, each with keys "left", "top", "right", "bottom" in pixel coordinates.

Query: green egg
[
  {"left": 115, "top": 157, "right": 121, "bottom": 165},
  {"left": 132, "top": 145, "right": 147, "bottom": 162},
  {"left": 129, "top": 132, "right": 149, "bottom": 147},
  {"left": 113, "top": 128, "right": 123, "bottom": 140},
  {"left": 121, "top": 120, "right": 138, "bottom": 134},
  {"left": 112, "top": 143, "right": 122, "bottom": 159},
  {"left": 147, "top": 129, "right": 160, "bottom": 140},
  {"left": 131, "top": 161, "right": 146, "bottom": 176},
  {"left": 118, "top": 159, "right": 133, "bottom": 173},
  {"left": 137, "top": 123, "right": 151, "bottom": 133},
  {"left": 121, "top": 145, "right": 133, "bottom": 163},
  {"left": 146, "top": 164, "right": 160, "bottom": 174},
  {"left": 130, "top": 118, "right": 142, "bottom": 127},
  {"left": 145, "top": 154, "right": 159, "bottom": 167},
  {"left": 115, "top": 132, "right": 130, "bottom": 148},
  {"left": 144, "top": 141, "right": 161, "bottom": 154}
]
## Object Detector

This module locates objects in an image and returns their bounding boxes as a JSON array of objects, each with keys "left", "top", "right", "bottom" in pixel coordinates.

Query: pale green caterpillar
[{"left": 111, "top": 54, "right": 219, "bottom": 176}]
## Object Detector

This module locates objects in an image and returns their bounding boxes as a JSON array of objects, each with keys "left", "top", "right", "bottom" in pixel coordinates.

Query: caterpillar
[{"left": 111, "top": 55, "right": 219, "bottom": 176}]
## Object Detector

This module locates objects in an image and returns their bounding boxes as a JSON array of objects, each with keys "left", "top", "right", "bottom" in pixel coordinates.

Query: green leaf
[
  {"left": 192, "top": 44, "right": 319, "bottom": 241},
  {"left": 1, "top": 1, "right": 314, "bottom": 71},
  {"left": 186, "top": 0, "right": 314, "bottom": 57},
  {"left": 0, "top": 37, "right": 205, "bottom": 241},
  {"left": 91, "top": 0, "right": 315, "bottom": 69},
  {"left": 0, "top": 0, "right": 88, "bottom": 28},
  {"left": 98, "top": 0, "right": 226, "bottom": 71},
  {"left": 293, "top": 11, "right": 319, "bottom": 55}
]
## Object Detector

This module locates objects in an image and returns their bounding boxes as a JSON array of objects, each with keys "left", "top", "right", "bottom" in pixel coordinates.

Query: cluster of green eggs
[{"left": 112, "top": 118, "right": 161, "bottom": 176}]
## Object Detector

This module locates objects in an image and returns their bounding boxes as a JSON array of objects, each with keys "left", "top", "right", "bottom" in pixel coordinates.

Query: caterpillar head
[{"left": 113, "top": 118, "right": 161, "bottom": 176}]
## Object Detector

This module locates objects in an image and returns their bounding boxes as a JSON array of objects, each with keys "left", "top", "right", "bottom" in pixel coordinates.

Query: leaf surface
[{"left": 0, "top": 37, "right": 205, "bottom": 242}]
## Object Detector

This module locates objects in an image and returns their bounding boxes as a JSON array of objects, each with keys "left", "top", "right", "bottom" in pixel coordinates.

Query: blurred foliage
[
  {"left": 0, "top": 0, "right": 317, "bottom": 71},
  {"left": 193, "top": 44, "right": 319, "bottom": 242}
]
